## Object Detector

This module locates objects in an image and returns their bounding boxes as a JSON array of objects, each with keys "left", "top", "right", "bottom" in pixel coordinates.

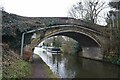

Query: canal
[{"left": 34, "top": 47, "right": 120, "bottom": 78}]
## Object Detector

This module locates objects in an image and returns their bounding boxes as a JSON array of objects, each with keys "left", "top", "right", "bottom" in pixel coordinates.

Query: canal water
[{"left": 34, "top": 47, "right": 120, "bottom": 78}]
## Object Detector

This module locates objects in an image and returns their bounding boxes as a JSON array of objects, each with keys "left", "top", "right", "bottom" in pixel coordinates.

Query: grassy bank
[
  {"left": 3, "top": 59, "right": 31, "bottom": 78},
  {"left": 103, "top": 53, "right": 120, "bottom": 65},
  {"left": 2, "top": 43, "right": 32, "bottom": 79}
]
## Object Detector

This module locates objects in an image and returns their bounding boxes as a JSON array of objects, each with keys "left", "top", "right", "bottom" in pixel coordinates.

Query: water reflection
[
  {"left": 82, "top": 47, "right": 103, "bottom": 60},
  {"left": 34, "top": 47, "right": 119, "bottom": 78}
]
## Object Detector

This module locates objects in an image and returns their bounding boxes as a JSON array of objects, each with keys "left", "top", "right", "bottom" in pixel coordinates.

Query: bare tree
[{"left": 68, "top": 0, "right": 108, "bottom": 24}]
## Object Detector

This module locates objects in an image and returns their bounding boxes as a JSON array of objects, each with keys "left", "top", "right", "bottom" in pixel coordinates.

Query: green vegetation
[
  {"left": 2, "top": 44, "right": 32, "bottom": 79},
  {"left": 103, "top": 1, "right": 120, "bottom": 65},
  {"left": 43, "top": 36, "right": 82, "bottom": 55},
  {"left": 103, "top": 30, "right": 120, "bottom": 65},
  {"left": 0, "top": 51, "right": 2, "bottom": 80},
  {"left": 3, "top": 59, "right": 31, "bottom": 78},
  {"left": 0, "top": 68, "right": 2, "bottom": 80},
  {"left": 61, "top": 38, "right": 82, "bottom": 55},
  {"left": 103, "top": 53, "right": 120, "bottom": 65}
]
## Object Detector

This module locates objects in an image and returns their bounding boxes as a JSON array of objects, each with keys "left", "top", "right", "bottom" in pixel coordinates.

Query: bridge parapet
[{"left": 38, "top": 18, "right": 110, "bottom": 36}]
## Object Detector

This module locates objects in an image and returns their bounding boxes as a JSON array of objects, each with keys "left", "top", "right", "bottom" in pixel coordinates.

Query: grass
[
  {"left": 3, "top": 59, "right": 32, "bottom": 79},
  {"left": 0, "top": 51, "right": 2, "bottom": 80},
  {"left": 2, "top": 43, "right": 32, "bottom": 79},
  {"left": 0, "top": 70, "right": 2, "bottom": 80}
]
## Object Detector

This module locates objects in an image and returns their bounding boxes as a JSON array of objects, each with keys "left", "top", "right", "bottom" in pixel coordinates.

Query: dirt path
[{"left": 28, "top": 54, "right": 56, "bottom": 78}]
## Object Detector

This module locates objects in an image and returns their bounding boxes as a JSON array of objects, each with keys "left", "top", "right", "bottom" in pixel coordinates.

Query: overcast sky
[
  {"left": 2, "top": 0, "right": 118, "bottom": 17},
  {"left": 3, "top": 0, "right": 81, "bottom": 17}
]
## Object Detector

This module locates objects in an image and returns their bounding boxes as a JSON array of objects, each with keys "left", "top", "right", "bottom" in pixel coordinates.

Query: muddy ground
[{"left": 28, "top": 54, "right": 57, "bottom": 79}]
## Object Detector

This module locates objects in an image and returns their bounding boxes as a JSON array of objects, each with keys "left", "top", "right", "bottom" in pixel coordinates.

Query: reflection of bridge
[{"left": 21, "top": 17, "right": 110, "bottom": 60}]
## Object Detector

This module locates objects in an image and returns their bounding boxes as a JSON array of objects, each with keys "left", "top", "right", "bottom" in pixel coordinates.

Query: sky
[
  {"left": 1, "top": 0, "right": 120, "bottom": 25},
  {"left": 2, "top": 0, "right": 81, "bottom": 17},
  {"left": 110, "top": 0, "right": 120, "bottom": 2},
  {"left": 2, "top": 0, "right": 119, "bottom": 17}
]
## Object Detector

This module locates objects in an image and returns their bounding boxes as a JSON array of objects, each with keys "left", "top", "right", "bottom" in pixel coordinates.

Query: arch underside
[
  {"left": 45, "top": 31, "right": 100, "bottom": 47},
  {"left": 45, "top": 31, "right": 103, "bottom": 60},
  {"left": 32, "top": 27, "right": 103, "bottom": 60}
]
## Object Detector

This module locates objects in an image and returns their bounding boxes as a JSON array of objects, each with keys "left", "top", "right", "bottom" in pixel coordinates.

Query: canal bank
[{"left": 28, "top": 54, "right": 57, "bottom": 78}]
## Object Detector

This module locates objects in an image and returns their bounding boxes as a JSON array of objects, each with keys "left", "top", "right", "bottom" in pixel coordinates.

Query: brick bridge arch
[
  {"left": 24, "top": 24, "right": 110, "bottom": 60},
  {"left": 21, "top": 18, "right": 110, "bottom": 61},
  {"left": 31, "top": 24, "right": 109, "bottom": 48},
  {"left": 43, "top": 30, "right": 101, "bottom": 47}
]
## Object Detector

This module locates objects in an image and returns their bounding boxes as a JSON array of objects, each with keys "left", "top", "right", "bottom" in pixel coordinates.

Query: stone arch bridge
[{"left": 21, "top": 17, "right": 110, "bottom": 60}]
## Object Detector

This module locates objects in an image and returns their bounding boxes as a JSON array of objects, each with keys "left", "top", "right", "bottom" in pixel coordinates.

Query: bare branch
[{"left": 68, "top": 0, "right": 109, "bottom": 24}]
